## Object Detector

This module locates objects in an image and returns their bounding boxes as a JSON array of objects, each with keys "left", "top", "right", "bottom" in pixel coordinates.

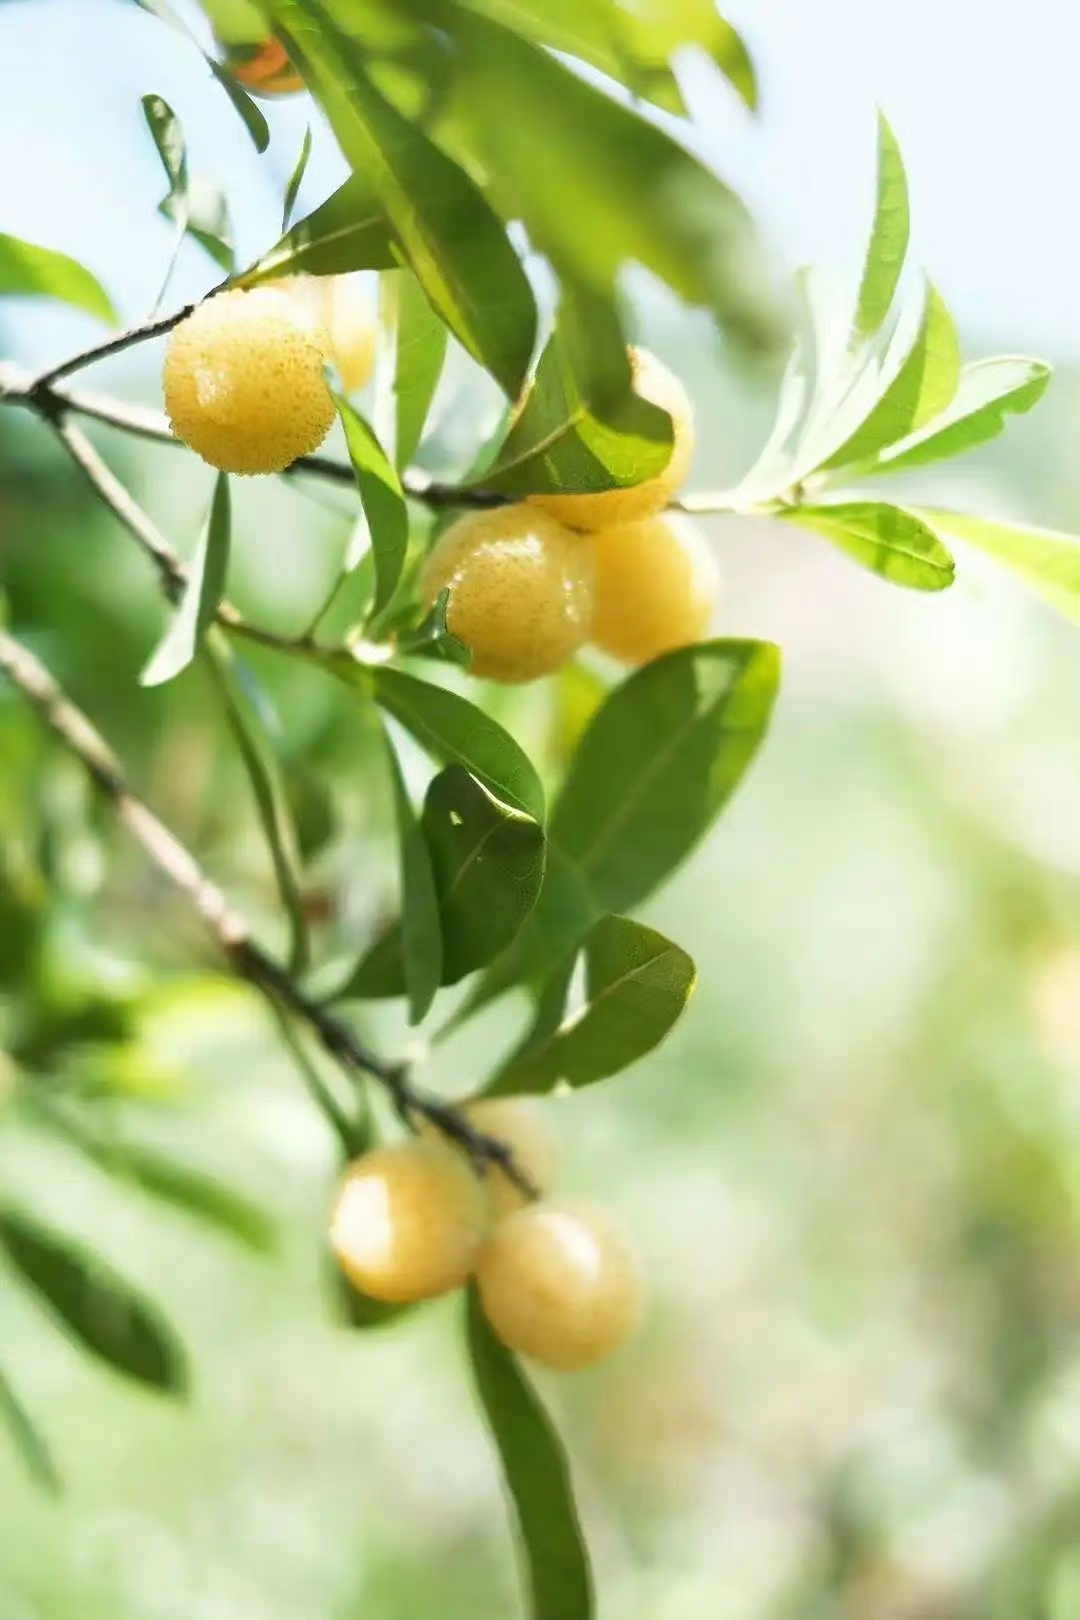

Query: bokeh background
[{"left": 3, "top": 3, "right": 1080, "bottom": 1618}]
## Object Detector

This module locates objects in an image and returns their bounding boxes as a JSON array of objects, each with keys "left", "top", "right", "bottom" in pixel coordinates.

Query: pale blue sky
[{"left": 0, "top": 0, "right": 1074, "bottom": 366}]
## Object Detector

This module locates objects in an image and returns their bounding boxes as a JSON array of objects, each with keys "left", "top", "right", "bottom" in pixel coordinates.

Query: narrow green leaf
[
  {"left": 786, "top": 502, "right": 954, "bottom": 591},
  {"left": 489, "top": 915, "right": 695, "bottom": 1095},
  {"left": 334, "top": 1265, "right": 415, "bottom": 1331},
  {"left": 282, "top": 125, "right": 314, "bottom": 233},
  {"left": 394, "top": 591, "right": 470, "bottom": 668},
  {"left": 205, "top": 636, "right": 310, "bottom": 975},
  {"left": 853, "top": 111, "right": 909, "bottom": 343},
  {"left": 394, "top": 270, "right": 448, "bottom": 469},
  {"left": 0, "top": 1365, "right": 60, "bottom": 1495},
  {"left": 552, "top": 640, "right": 780, "bottom": 913},
  {"left": 142, "top": 473, "right": 231, "bottom": 687},
  {"left": 137, "top": 0, "right": 270, "bottom": 152},
  {"left": 247, "top": 174, "right": 397, "bottom": 283},
  {"left": 142, "top": 96, "right": 235, "bottom": 289},
  {"left": 870, "top": 357, "right": 1052, "bottom": 473},
  {"left": 466, "top": 1287, "right": 594, "bottom": 1620},
  {"left": 448, "top": 11, "right": 778, "bottom": 351},
  {"left": 371, "top": 667, "right": 545, "bottom": 822},
  {"left": 341, "top": 765, "right": 545, "bottom": 999},
  {"left": 382, "top": 726, "right": 442, "bottom": 1025},
  {"left": 265, "top": 0, "right": 538, "bottom": 395},
  {"left": 918, "top": 509, "right": 1080, "bottom": 625},
  {"left": 142, "top": 92, "right": 187, "bottom": 197},
  {"left": 619, "top": 1, "right": 758, "bottom": 111},
  {"left": 0, "top": 1208, "right": 188, "bottom": 1393},
  {"left": 478, "top": 290, "right": 673, "bottom": 499},
  {"left": 334, "top": 396, "right": 408, "bottom": 620},
  {"left": 0, "top": 232, "right": 115, "bottom": 324},
  {"left": 818, "top": 279, "right": 960, "bottom": 472},
  {"left": 97, "top": 1142, "right": 274, "bottom": 1253}
]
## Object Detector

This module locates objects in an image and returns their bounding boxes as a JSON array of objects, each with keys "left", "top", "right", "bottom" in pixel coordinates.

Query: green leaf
[
  {"left": 382, "top": 726, "right": 442, "bottom": 1024},
  {"left": 0, "top": 231, "right": 115, "bottom": 324},
  {"left": 393, "top": 269, "right": 448, "bottom": 469},
  {"left": 95, "top": 1141, "right": 274, "bottom": 1253},
  {"left": 817, "top": 279, "right": 960, "bottom": 472},
  {"left": 0, "top": 1364, "right": 60, "bottom": 1495},
  {"left": 619, "top": 1, "right": 758, "bottom": 112},
  {"left": 142, "top": 473, "right": 231, "bottom": 686},
  {"left": 265, "top": 0, "right": 537, "bottom": 395},
  {"left": 371, "top": 667, "right": 545, "bottom": 822},
  {"left": 489, "top": 915, "right": 695, "bottom": 1095},
  {"left": 342, "top": 765, "right": 545, "bottom": 999},
  {"left": 853, "top": 111, "right": 909, "bottom": 344},
  {"left": 478, "top": 290, "right": 674, "bottom": 499},
  {"left": 245, "top": 173, "right": 397, "bottom": 282},
  {"left": 282, "top": 125, "right": 314, "bottom": 233},
  {"left": 205, "top": 636, "right": 309, "bottom": 975},
  {"left": 785, "top": 502, "right": 954, "bottom": 591},
  {"left": 552, "top": 639, "right": 779, "bottom": 914},
  {"left": 917, "top": 509, "right": 1080, "bottom": 625},
  {"left": 466, "top": 1287, "right": 594, "bottom": 1620},
  {"left": 394, "top": 591, "right": 470, "bottom": 667},
  {"left": 0, "top": 1208, "right": 188, "bottom": 1393},
  {"left": 448, "top": 11, "right": 777, "bottom": 351},
  {"left": 335, "top": 395, "right": 408, "bottom": 620},
  {"left": 333, "top": 1265, "right": 415, "bottom": 1331},
  {"left": 869, "top": 357, "right": 1052, "bottom": 473},
  {"left": 137, "top": 0, "right": 270, "bottom": 152},
  {"left": 142, "top": 94, "right": 235, "bottom": 275}
]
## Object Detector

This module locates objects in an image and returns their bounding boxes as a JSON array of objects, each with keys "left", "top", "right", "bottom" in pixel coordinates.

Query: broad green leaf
[
  {"left": 137, "top": 0, "right": 270, "bottom": 152},
  {"left": 245, "top": 173, "right": 397, "bottom": 282},
  {"left": 205, "top": 636, "right": 309, "bottom": 975},
  {"left": 371, "top": 667, "right": 545, "bottom": 822},
  {"left": 393, "top": 270, "right": 448, "bottom": 469},
  {"left": 264, "top": 0, "right": 537, "bottom": 395},
  {"left": 918, "top": 510, "right": 1080, "bottom": 625},
  {"left": 142, "top": 94, "right": 235, "bottom": 274},
  {"left": 142, "top": 473, "right": 231, "bottom": 686},
  {"left": 0, "top": 1364, "right": 59, "bottom": 1495},
  {"left": 447, "top": 11, "right": 778, "bottom": 351},
  {"left": 869, "top": 358, "right": 1052, "bottom": 473},
  {"left": 335, "top": 395, "right": 408, "bottom": 619},
  {"left": 282, "top": 124, "right": 313, "bottom": 233},
  {"left": 552, "top": 640, "right": 780, "bottom": 913},
  {"left": 382, "top": 726, "right": 442, "bottom": 1024},
  {"left": 341, "top": 765, "right": 544, "bottom": 999},
  {"left": 488, "top": 915, "right": 695, "bottom": 1095},
  {"left": 466, "top": 1287, "right": 594, "bottom": 1620},
  {"left": 853, "top": 112, "right": 909, "bottom": 343},
  {"left": 785, "top": 502, "right": 954, "bottom": 591},
  {"left": 477, "top": 290, "right": 674, "bottom": 499},
  {"left": 0, "top": 232, "right": 115, "bottom": 324},
  {"left": 818, "top": 279, "right": 960, "bottom": 472},
  {"left": 0, "top": 1208, "right": 188, "bottom": 1393}
]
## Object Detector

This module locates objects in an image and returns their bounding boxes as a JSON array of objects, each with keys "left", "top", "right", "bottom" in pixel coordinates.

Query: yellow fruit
[
  {"left": 286, "top": 275, "right": 376, "bottom": 395},
  {"left": 419, "top": 506, "right": 595, "bottom": 684},
  {"left": 464, "top": 1097, "right": 557, "bottom": 1218},
  {"left": 329, "top": 1139, "right": 487, "bottom": 1304},
  {"left": 589, "top": 515, "right": 718, "bottom": 665},
  {"left": 476, "top": 1199, "right": 644, "bottom": 1371},
  {"left": 529, "top": 348, "right": 694, "bottom": 532},
  {"left": 163, "top": 287, "right": 335, "bottom": 475}
]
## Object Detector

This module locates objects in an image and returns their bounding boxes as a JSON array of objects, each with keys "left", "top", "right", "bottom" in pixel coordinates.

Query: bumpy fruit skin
[
  {"left": 589, "top": 515, "right": 719, "bottom": 665},
  {"left": 465, "top": 1098, "right": 557, "bottom": 1219},
  {"left": 419, "top": 506, "right": 595, "bottom": 683},
  {"left": 329, "top": 1139, "right": 487, "bottom": 1304},
  {"left": 287, "top": 275, "right": 376, "bottom": 395},
  {"left": 529, "top": 348, "right": 695, "bottom": 532},
  {"left": 164, "top": 287, "right": 335, "bottom": 475},
  {"left": 476, "top": 1199, "right": 644, "bottom": 1371}
]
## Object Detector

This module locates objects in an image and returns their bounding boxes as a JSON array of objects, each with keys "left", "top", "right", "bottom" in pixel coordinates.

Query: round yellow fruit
[
  {"left": 588, "top": 514, "right": 718, "bottom": 665},
  {"left": 475, "top": 1199, "right": 644, "bottom": 1371},
  {"left": 464, "top": 1097, "right": 557, "bottom": 1218},
  {"left": 163, "top": 287, "right": 335, "bottom": 475},
  {"left": 286, "top": 275, "right": 376, "bottom": 395},
  {"left": 419, "top": 506, "right": 595, "bottom": 683},
  {"left": 329, "top": 1139, "right": 487, "bottom": 1304},
  {"left": 529, "top": 348, "right": 694, "bottom": 532}
]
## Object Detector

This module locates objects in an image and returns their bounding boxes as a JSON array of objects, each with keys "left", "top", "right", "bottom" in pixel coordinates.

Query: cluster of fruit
[
  {"left": 329, "top": 1099, "right": 643, "bottom": 1371},
  {"left": 163, "top": 286, "right": 719, "bottom": 681}
]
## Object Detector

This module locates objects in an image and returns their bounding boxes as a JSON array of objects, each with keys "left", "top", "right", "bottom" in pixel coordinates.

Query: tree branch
[
  {"left": 0, "top": 628, "right": 538, "bottom": 1197},
  {"left": 28, "top": 294, "right": 217, "bottom": 392}
]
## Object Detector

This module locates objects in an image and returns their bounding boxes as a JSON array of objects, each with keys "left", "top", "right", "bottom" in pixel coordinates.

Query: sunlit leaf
[
  {"left": 870, "top": 357, "right": 1052, "bottom": 473},
  {"left": 142, "top": 473, "right": 231, "bottom": 686},
  {"left": 245, "top": 173, "right": 397, "bottom": 282},
  {"left": 919, "top": 509, "right": 1080, "bottom": 625},
  {"left": 334, "top": 395, "right": 408, "bottom": 620},
  {"left": 0, "top": 231, "right": 115, "bottom": 324},
  {"left": 852, "top": 111, "right": 909, "bottom": 344},
  {"left": 282, "top": 124, "right": 313, "bottom": 232},
  {"left": 785, "top": 502, "right": 954, "bottom": 591}
]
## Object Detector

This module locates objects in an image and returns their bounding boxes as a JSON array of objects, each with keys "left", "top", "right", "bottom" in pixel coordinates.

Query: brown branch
[
  {"left": 0, "top": 628, "right": 538, "bottom": 1197},
  {"left": 27, "top": 293, "right": 219, "bottom": 392}
]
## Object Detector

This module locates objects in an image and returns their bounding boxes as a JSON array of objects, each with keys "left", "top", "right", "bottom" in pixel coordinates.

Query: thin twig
[
  {"left": 0, "top": 628, "right": 538, "bottom": 1197},
  {"left": 28, "top": 294, "right": 218, "bottom": 392}
]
